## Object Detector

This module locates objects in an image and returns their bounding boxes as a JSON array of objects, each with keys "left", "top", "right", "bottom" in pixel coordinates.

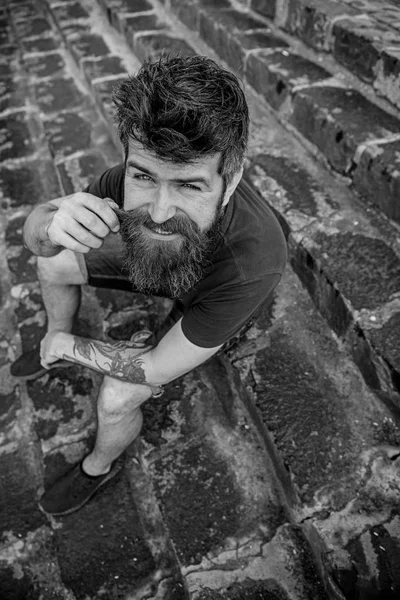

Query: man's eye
[
  {"left": 182, "top": 183, "right": 200, "bottom": 191},
  {"left": 134, "top": 174, "right": 152, "bottom": 181}
]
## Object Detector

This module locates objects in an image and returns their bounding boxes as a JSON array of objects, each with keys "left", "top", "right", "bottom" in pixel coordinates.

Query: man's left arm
[{"left": 43, "top": 319, "right": 222, "bottom": 389}]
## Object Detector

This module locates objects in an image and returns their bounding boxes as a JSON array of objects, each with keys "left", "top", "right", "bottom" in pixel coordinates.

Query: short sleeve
[
  {"left": 181, "top": 273, "right": 281, "bottom": 348},
  {"left": 83, "top": 163, "right": 125, "bottom": 205}
]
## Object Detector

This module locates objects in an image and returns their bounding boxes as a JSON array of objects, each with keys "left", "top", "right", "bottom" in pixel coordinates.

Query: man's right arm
[
  {"left": 23, "top": 193, "right": 121, "bottom": 257},
  {"left": 23, "top": 198, "right": 64, "bottom": 257}
]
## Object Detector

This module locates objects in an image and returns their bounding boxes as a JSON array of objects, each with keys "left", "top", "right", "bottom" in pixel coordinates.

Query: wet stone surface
[
  {"left": 0, "top": 447, "right": 45, "bottom": 538},
  {"left": 21, "top": 36, "right": 58, "bottom": 53},
  {"left": 44, "top": 112, "right": 93, "bottom": 158},
  {"left": 353, "top": 139, "right": 400, "bottom": 224},
  {"left": 7, "top": 247, "right": 38, "bottom": 285},
  {"left": 246, "top": 50, "right": 330, "bottom": 111},
  {"left": 250, "top": 328, "right": 359, "bottom": 506},
  {"left": 23, "top": 52, "right": 65, "bottom": 79},
  {"left": 28, "top": 367, "right": 93, "bottom": 441},
  {"left": 368, "top": 312, "right": 400, "bottom": 373},
  {"left": 81, "top": 55, "right": 126, "bottom": 83},
  {"left": 66, "top": 33, "right": 110, "bottom": 62},
  {"left": 0, "top": 160, "right": 61, "bottom": 208},
  {"left": 57, "top": 150, "right": 110, "bottom": 194},
  {"left": 55, "top": 471, "right": 156, "bottom": 599},
  {"left": 291, "top": 86, "right": 400, "bottom": 174},
  {"left": 34, "top": 76, "right": 85, "bottom": 114},
  {"left": 195, "top": 580, "right": 292, "bottom": 600},
  {"left": 124, "top": 13, "right": 168, "bottom": 34},
  {"left": 315, "top": 232, "right": 400, "bottom": 310},
  {"left": 13, "top": 17, "right": 52, "bottom": 39},
  {"left": 151, "top": 440, "right": 245, "bottom": 564},
  {"left": 134, "top": 34, "right": 196, "bottom": 62},
  {"left": 0, "top": 113, "right": 35, "bottom": 161},
  {"left": 52, "top": 1, "right": 90, "bottom": 24},
  {"left": 248, "top": 153, "right": 338, "bottom": 217}
]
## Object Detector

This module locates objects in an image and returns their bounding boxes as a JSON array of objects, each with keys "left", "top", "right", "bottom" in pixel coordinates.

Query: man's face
[
  {"left": 119, "top": 141, "right": 228, "bottom": 298},
  {"left": 123, "top": 140, "right": 226, "bottom": 234}
]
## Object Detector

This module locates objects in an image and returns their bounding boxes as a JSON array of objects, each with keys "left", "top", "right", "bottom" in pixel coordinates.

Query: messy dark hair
[{"left": 112, "top": 55, "right": 249, "bottom": 182}]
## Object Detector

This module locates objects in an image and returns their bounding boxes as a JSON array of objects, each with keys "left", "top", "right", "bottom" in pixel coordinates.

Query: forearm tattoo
[{"left": 62, "top": 337, "right": 148, "bottom": 383}]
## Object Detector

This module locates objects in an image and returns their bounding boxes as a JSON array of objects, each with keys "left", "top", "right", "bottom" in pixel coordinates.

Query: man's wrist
[{"left": 53, "top": 331, "right": 71, "bottom": 360}]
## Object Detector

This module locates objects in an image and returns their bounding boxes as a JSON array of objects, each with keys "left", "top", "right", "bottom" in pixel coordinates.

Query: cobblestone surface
[{"left": 1, "top": 0, "right": 400, "bottom": 598}]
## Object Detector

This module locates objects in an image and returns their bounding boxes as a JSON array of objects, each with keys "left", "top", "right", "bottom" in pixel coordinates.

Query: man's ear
[{"left": 222, "top": 166, "right": 244, "bottom": 207}]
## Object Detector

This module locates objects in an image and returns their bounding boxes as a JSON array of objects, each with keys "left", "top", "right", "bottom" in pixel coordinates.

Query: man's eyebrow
[
  {"left": 126, "top": 160, "right": 153, "bottom": 176},
  {"left": 126, "top": 159, "right": 211, "bottom": 189}
]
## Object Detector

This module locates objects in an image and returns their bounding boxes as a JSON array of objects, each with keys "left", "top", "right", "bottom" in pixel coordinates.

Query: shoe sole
[
  {"left": 38, "top": 461, "right": 123, "bottom": 517},
  {"left": 12, "top": 360, "right": 74, "bottom": 382}
]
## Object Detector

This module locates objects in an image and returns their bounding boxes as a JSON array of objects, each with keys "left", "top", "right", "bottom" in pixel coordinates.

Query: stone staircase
[{"left": 1, "top": 0, "right": 400, "bottom": 598}]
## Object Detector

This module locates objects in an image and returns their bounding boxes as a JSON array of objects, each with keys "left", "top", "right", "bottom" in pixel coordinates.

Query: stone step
[
  {"left": 59, "top": 0, "right": 400, "bottom": 484},
  {"left": 0, "top": 0, "right": 334, "bottom": 598}
]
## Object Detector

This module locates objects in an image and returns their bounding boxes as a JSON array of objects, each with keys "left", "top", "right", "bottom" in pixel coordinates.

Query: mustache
[{"left": 113, "top": 206, "right": 201, "bottom": 238}]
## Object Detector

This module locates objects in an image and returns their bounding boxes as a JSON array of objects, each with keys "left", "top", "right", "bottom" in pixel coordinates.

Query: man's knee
[
  {"left": 37, "top": 250, "right": 87, "bottom": 285},
  {"left": 98, "top": 377, "right": 153, "bottom": 417}
]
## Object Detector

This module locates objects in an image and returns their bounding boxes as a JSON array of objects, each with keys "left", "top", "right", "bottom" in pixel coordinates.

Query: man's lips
[{"left": 143, "top": 225, "right": 180, "bottom": 239}]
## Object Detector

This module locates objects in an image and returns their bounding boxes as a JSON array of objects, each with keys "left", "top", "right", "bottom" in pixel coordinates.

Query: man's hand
[
  {"left": 40, "top": 331, "right": 65, "bottom": 369},
  {"left": 46, "top": 193, "right": 120, "bottom": 253}
]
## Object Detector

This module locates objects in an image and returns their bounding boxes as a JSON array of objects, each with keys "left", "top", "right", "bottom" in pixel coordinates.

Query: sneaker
[
  {"left": 39, "top": 458, "right": 122, "bottom": 516},
  {"left": 10, "top": 347, "right": 73, "bottom": 381}
]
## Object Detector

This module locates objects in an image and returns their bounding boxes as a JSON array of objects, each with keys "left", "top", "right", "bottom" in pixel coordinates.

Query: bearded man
[{"left": 11, "top": 55, "right": 287, "bottom": 516}]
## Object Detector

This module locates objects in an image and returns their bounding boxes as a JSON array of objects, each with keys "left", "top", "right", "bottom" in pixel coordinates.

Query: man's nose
[{"left": 148, "top": 187, "right": 176, "bottom": 223}]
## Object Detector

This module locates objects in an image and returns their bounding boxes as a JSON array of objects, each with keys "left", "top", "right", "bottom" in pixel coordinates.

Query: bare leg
[
  {"left": 37, "top": 251, "right": 86, "bottom": 334},
  {"left": 82, "top": 377, "right": 153, "bottom": 476}
]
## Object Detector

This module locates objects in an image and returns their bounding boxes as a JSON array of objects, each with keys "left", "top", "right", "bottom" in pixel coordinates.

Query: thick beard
[{"left": 117, "top": 206, "right": 223, "bottom": 298}]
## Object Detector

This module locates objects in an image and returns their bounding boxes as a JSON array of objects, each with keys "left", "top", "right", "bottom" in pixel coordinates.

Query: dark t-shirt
[{"left": 84, "top": 164, "right": 287, "bottom": 348}]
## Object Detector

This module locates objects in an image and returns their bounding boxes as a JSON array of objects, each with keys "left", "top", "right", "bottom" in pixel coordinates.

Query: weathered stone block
[
  {"left": 52, "top": 1, "right": 90, "bottom": 25},
  {"left": 283, "top": 0, "right": 359, "bottom": 51},
  {"left": 81, "top": 55, "right": 126, "bottom": 85},
  {"left": 251, "top": 0, "right": 276, "bottom": 19},
  {"left": 0, "top": 445, "right": 45, "bottom": 537},
  {"left": 0, "top": 112, "right": 35, "bottom": 162},
  {"left": 28, "top": 367, "right": 94, "bottom": 442},
  {"left": 123, "top": 13, "right": 167, "bottom": 37},
  {"left": 367, "top": 312, "right": 400, "bottom": 375},
  {"left": 0, "top": 76, "right": 25, "bottom": 112},
  {"left": 227, "top": 31, "right": 289, "bottom": 73},
  {"left": 170, "top": 0, "right": 200, "bottom": 31},
  {"left": 310, "top": 231, "right": 400, "bottom": 311},
  {"left": 291, "top": 86, "right": 400, "bottom": 174},
  {"left": 290, "top": 240, "right": 352, "bottom": 338},
  {"left": 57, "top": 150, "right": 109, "bottom": 195},
  {"left": 92, "top": 77, "right": 127, "bottom": 124},
  {"left": 23, "top": 52, "right": 65, "bottom": 79},
  {"left": 8, "top": 246, "right": 38, "bottom": 284},
  {"left": 14, "top": 17, "right": 52, "bottom": 38},
  {"left": 0, "top": 160, "right": 61, "bottom": 208},
  {"left": 0, "top": 17, "right": 14, "bottom": 46},
  {"left": 199, "top": 9, "right": 274, "bottom": 72},
  {"left": 333, "top": 17, "right": 399, "bottom": 83},
  {"left": 352, "top": 139, "right": 400, "bottom": 224},
  {"left": 66, "top": 32, "right": 110, "bottom": 63},
  {"left": 44, "top": 112, "right": 92, "bottom": 158},
  {"left": 134, "top": 33, "right": 196, "bottom": 63},
  {"left": 21, "top": 36, "right": 58, "bottom": 53},
  {"left": 246, "top": 50, "right": 330, "bottom": 110},
  {"left": 34, "top": 76, "right": 85, "bottom": 113},
  {"left": 375, "top": 46, "right": 400, "bottom": 111},
  {"left": 247, "top": 153, "right": 338, "bottom": 220},
  {"left": 53, "top": 468, "right": 156, "bottom": 598}
]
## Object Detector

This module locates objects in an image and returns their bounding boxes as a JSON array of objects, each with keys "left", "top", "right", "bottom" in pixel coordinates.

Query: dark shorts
[{"left": 76, "top": 233, "right": 183, "bottom": 344}]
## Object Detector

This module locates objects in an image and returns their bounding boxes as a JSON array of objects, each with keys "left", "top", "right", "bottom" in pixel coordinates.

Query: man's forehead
[{"left": 126, "top": 140, "right": 221, "bottom": 175}]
